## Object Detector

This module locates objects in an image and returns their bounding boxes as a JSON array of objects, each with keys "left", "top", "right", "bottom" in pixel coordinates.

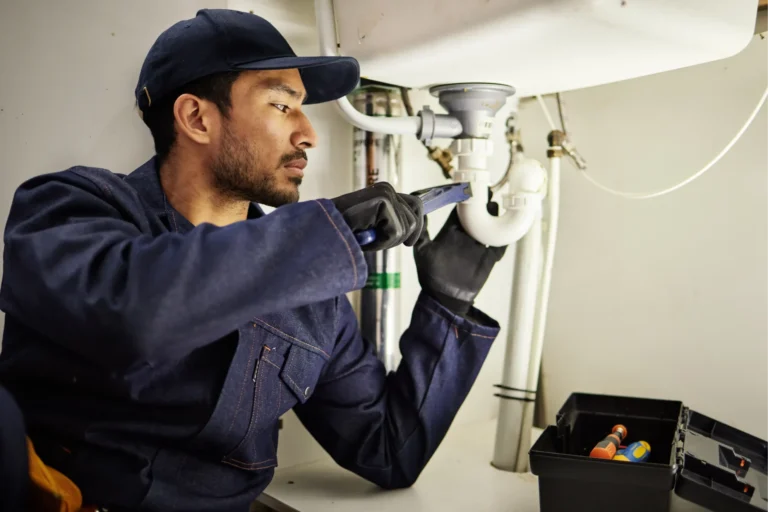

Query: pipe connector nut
[
  {"left": 502, "top": 192, "right": 543, "bottom": 210},
  {"left": 417, "top": 106, "right": 463, "bottom": 144},
  {"left": 450, "top": 138, "right": 494, "bottom": 157}
]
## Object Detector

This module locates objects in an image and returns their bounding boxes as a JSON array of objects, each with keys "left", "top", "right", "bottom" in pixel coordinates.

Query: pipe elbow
[
  {"left": 456, "top": 157, "right": 546, "bottom": 247},
  {"left": 457, "top": 200, "right": 540, "bottom": 247},
  {"left": 333, "top": 95, "right": 422, "bottom": 135}
]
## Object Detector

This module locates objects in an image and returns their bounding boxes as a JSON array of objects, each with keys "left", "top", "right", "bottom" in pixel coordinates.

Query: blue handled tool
[
  {"left": 613, "top": 441, "right": 651, "bottom": 463},
  {"left": 355, "top": 182, "right": 472, "bottom": 246}
]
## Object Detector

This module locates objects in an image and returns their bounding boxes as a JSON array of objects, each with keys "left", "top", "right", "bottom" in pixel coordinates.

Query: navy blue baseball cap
[{"left": 135, "top": 9, "right": 360, "bottom": 114}]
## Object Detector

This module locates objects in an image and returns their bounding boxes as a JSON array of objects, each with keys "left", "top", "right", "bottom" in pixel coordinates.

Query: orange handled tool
[{"left": 590, "top": 424, "right": 627, "bottom": 459}]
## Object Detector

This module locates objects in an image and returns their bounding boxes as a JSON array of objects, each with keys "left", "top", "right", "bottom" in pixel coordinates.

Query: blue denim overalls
[{"left": 0, "top": 158, "right": 499, "bottom": 511}]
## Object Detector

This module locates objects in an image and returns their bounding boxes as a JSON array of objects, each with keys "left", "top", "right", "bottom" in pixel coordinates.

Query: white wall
[
  {"left": 0, "top": 0, "right": 223, "bottom": 297},
  {"left": 0, "top": 1, "right": 183, "bottom": 354},
  {"left": 516, "top": 37, "right": 768, "bottom": 439}
]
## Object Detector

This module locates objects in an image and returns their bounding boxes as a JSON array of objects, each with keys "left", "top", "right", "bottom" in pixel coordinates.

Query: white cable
[
  {"left": 537, "top": 87, "right": 768, "bottom": 200},
  {"left": 536, "top": 95, "right": 557, "bottom": 131}
]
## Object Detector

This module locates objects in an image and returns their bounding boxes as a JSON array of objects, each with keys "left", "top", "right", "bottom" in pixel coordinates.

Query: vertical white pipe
[
  {"left": 353, "top": 90, "right": 402, "bottom": 373},
  {"left": 514, "top": 155, "right": 561, "bottom": 472},
  {"left": 491, "top": 209, "right": 543, "bottom": 470},
  {"left": 377, "top": 131, "right": 402, "bottom": 372}
]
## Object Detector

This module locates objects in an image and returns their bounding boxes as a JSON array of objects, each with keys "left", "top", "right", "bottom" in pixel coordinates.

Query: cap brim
[{"left": 236, "top": 56, "right": 360, "bottom": 105}]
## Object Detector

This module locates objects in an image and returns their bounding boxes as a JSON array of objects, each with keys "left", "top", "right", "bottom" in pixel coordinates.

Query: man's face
[{"left": 210, "top": 69, "right": 317, "bottom": 207}]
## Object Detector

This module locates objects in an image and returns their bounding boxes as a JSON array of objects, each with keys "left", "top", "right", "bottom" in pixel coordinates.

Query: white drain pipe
[
  {"left": 315, "top": 0, "right": 462, "bottom": 140},
  {"left": 453, "top": 143, "right": 546, "bottom": 247},
  {"left": 314, "top": 0, "right": 421, "bottom": 135},
  {"left": 514, "top": 150, "right": 562, "bottom": 472},
  {"left": 491, "top": 139, "right": 562, "bottom": 472},
  {"left": 451, "top": 145, "right": 546, "bottom": 471},
  {"left": 492, "top": 206, "right": 542, "bottom": 470}
]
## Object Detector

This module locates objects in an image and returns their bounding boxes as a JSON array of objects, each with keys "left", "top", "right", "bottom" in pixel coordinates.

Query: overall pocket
[
  {"left": 221, "top": 320, "right": 329, "bottom": 471},
  {"left": 277, "top": 341, "right": 327, "bottom": 409},
  {"left": 221, "top": 344, "right": 284, "bottom": 471},
  {"left": 144, "top": 320, "right": 332, "bottom": 504}
]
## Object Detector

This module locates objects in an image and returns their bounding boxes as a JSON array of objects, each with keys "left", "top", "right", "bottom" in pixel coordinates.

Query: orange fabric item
[{"left": 26, "top": 436, "right": 85, "bottom": 512}]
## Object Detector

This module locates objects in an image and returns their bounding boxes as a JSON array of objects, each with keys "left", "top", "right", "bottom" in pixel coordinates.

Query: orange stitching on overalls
[
  {"left": 223, "top": 339, "right": 257, "bottom": 437},
  {"left": 276, "top": 386, "right": 282, "bottom": 425},
  {"left": 457, "top": 328, "right": 495, "bottom": 339},
  {"left": 222, "top": 458, "right": 276, "bottom": 470},
  {"left": 251, "top": 355, "right": 264, "bottom": 427},
  {"left": 315, "top": 200, "right": 358, "bottom": 287},
  {"left": 254, "top": 319, "right": 330, "bottom": 358},
  {"left": 262, "top": 358, "right": 281, "bottom": 370},
  {"left": 224, "top": 456, "right": 275, "bottom": 465},
  {"left": 417, "top": 302, "right": 447, "bottom": 319},
  {"left": 224, "top": 353, "right": 264, "bottom": 462},
  {"left": 284, "top": 373, "right": 302, "bottom": 397}
]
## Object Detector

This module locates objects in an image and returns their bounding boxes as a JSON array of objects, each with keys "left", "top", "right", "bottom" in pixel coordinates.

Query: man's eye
[{"left": 274, "top": 104, "right": 289, "bottom": 112}]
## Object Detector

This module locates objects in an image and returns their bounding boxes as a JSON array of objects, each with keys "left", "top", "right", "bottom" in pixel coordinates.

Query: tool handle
[
  {"left": 355, "top": 183, "right": 471, "bottom": 246},
  {"left": 355, "top": 229, "right": 377, "bottom": 246},
  {"left": 613, "top": 441, "right": 651, "bottom": 463},
  {"left": 589, "top": 424, "right": 627, "bottom": 460},
  {"left": 415, "top": 182, "right": 472, "bottom": 213}
]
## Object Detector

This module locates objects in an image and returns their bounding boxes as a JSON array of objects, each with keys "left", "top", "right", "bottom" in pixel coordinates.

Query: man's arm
[
  {"left": 0, "top": 170, "right": 367, "bottom": 372},
  {"left": 294, "top": 293, "right": 499, "bottom": 489}
]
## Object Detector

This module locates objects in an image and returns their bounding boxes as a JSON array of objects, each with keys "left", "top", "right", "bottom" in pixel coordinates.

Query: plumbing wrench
[{"left": 355, "top": 182, "right": 472, "bottom": 246}]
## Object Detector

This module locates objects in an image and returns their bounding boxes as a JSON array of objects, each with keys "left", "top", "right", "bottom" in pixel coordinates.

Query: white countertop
[
  {"left": 259, "top": 421, "right": 543, "bottom": 512},
  {"left": 259, "top": 420, "right": 708, "bottom": 512}
]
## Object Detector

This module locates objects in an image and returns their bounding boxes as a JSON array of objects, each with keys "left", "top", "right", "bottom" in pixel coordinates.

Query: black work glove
[
  {"left": 331, "top": 182, "right": 424, "bottom": 252},
  {"left": 414, "top": 208, "right": 507, "bottom": 317}
]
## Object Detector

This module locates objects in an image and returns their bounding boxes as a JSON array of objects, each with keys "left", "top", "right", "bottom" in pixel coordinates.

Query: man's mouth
[{"left": 283, "top": 159, "right": 307, "bottom": 178}]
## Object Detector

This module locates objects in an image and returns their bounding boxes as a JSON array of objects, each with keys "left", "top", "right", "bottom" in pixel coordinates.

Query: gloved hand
[
  {"left": 414, "top": 208, "right": 507, "bottom": 317},
  {"left": 331, "top": 182, "right": 424, "bottom": 252}
]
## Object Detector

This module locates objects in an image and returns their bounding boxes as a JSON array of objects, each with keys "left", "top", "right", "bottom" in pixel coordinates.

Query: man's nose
[{"left": 292, "top": 111, "right": 317, "bottom": 149}]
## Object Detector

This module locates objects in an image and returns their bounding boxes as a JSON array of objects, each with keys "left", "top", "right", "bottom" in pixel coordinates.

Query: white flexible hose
[{"left": 537, "top": 87, "right": 768, "bottom": 200}]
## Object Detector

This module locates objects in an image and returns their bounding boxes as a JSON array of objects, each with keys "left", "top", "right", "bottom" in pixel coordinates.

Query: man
[{"left": 0, "top": 9, "right": 506, "bottom": 512}]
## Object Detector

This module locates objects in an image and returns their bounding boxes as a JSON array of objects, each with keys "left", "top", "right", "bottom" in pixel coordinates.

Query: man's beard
[{"left": 211, "top": 125, "right": 304, "bottom": 207}]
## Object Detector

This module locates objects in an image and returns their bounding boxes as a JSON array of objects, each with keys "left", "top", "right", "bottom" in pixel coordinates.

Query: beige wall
[{"left": 517, "top": 37, "right": 768, "bottom": 439}]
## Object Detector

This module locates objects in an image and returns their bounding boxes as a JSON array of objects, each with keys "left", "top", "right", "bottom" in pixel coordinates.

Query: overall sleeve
[
  {"left": 0, "top": 171, "right": 367, "bottom": 372},
  {"left": 294, "top": 292, "right": 499, "bottom": 489}
]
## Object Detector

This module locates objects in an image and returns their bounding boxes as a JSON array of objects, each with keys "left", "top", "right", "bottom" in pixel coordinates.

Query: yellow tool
[{"left": 613, "top": 441, "right": 651, "bottom": 463}]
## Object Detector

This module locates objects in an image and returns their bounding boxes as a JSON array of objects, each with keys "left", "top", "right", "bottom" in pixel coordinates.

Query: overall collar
[{"left": 125, "top": 156, "right": 264, "bottom": 233}]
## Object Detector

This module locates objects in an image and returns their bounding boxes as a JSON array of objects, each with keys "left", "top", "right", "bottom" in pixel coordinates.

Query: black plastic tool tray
[{"left": 529, "top": 393, "right": 768, "bottom": 512}]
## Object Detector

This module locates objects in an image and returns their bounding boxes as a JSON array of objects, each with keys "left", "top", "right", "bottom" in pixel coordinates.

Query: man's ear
[{"left": 173, "top": 94, "right": 217, "bottom": 146}]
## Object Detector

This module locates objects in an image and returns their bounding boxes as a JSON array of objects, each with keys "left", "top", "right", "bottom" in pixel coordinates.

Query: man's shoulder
[
  {"left": 21, "top": 165, "right": 128, "bottom": 194},
  {"left": 11, "top": 164, "right": 149, "bottom": 209},
  {"left": 6, "top": 164, "right": 155, "bottom": 231},
  {"left": 68, "top": 165, "right": 128, "bottom": 184}
]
